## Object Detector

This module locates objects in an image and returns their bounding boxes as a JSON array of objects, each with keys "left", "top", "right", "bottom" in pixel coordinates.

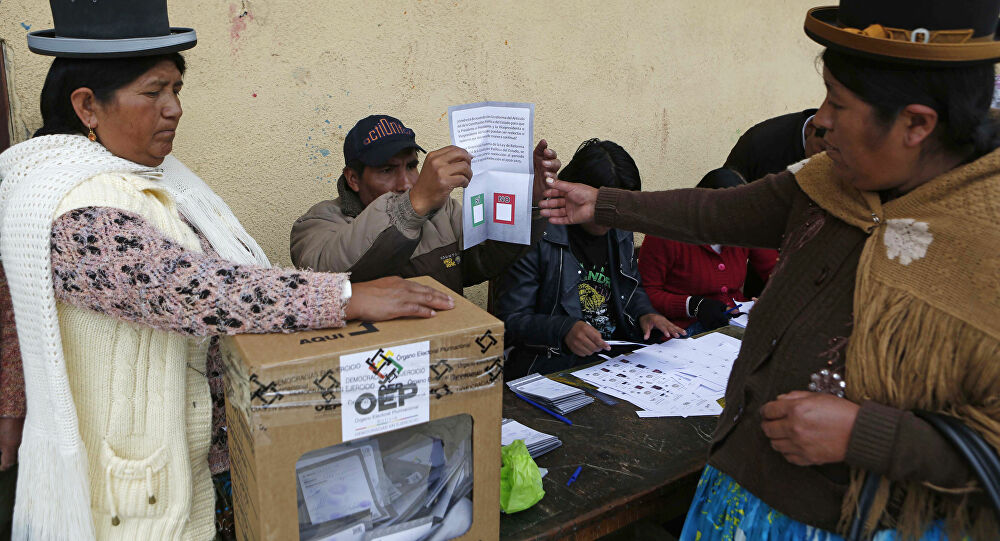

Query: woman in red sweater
[{"left": 638, "top": 169, "right": 777, "bottom": 335}]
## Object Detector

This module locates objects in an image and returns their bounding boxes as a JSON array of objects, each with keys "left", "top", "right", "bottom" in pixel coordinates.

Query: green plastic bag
[{"left": 499, "top": 439, "right": 545, "bottom": 513}]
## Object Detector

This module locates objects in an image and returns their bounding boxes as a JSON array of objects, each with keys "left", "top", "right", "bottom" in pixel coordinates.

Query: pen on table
[
  {"left": 514, "top": 392, "right": 573, "bottom": 426},
  {"left": 726, "top": 297, "right": 743, "bottom": 315},
  {"left": 566, "top": 466, "right": 583, "bottom": 487}
]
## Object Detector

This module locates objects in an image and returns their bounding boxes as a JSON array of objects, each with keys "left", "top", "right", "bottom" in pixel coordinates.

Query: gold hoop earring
[{"left": 87, "top": 126, "right": 97, "bottom": 142}]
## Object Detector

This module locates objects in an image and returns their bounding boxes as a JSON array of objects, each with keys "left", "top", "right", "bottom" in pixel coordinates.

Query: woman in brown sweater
[{"left": 542, "top": 1, "right": 1000, "bottom": 539}]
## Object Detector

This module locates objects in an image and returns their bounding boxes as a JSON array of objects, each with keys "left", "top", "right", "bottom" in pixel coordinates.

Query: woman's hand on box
[{"left": 345, "top": 277, "right": 455, "bottom": 321}]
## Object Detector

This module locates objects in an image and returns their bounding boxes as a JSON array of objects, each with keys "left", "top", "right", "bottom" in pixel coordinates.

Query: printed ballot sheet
[
  {"left": 572, "top": 333, "right": 742, "bottom": 418},
  {"left": 448, "top": 101, "right": 535, "bottom": 249}
]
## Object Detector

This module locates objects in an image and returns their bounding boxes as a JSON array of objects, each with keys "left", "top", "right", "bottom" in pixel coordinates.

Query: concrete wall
[{"left": 1, "top": 0, "right": 825, "bottom": 306}]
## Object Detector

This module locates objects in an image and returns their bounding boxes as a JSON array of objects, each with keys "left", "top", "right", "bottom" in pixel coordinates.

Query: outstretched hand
[
  {"left": 345, "top": 276, "right": 455, "bottom": 321},
  {"left": 537, "top": 180, "right": 599, "bottom": 225}
]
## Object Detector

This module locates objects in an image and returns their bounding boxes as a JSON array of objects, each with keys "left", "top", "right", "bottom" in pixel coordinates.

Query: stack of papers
[
  {"left": 728, "top": 300, "right": 756, "bottom": 329},
  {"left": 501, "top": 418, "right": 562, "bottom": 458},
  {"left": 506, "top": 373, "right": 593, "bottom": 415},
  {"left": 572, "top": 333, "right": 742, "bottom": 418}
]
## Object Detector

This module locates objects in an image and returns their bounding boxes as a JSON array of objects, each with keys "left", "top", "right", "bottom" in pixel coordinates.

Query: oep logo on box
[{"left": 340, "top": 341, "right": 430, "bottom": 441}]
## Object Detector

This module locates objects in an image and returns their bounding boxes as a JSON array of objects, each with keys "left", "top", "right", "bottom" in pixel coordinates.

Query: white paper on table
[
  {"left": 605, "top": 340, "right": 650, "bottom": 347},
  {"left": 570, "top": 333, "right": 740, "bottom": 417},
  {"left": 728, "top": 300, "right": 756, "bottom": 328},
  {"left": 691, "top": 383, "right": 725, "bottom": 399},
  {"left": 298, "top": 450, "right": 388, "bottom": 525},
  {"left": 508, "top": 373, "right": 580, "bottom": 401},
  {"left": 449, "top": 101, "right": 535, "bottom": 249},
  {"left": 501, "top": 419, "right": 558, "bottom": 447}
]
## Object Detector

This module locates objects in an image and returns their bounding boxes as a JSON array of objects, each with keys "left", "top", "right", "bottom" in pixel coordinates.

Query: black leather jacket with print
[{"left": 495, "top": 223, "right": 657, "bottom": 378}]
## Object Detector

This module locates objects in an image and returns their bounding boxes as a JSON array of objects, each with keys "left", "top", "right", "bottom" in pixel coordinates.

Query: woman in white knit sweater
[{"left": 0, "top": 4, "right": 455, "bottom": 540}]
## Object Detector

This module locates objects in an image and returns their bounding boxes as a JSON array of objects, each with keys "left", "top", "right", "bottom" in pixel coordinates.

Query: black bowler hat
[
  {"left": 805, "top": 0, "right": 1000, "bottom": 66},
  {"left": 28, "top": 0, "right": 196, "bottom": 58},
  {"left": 343, "top": 115, "right": 426, "bottom": 168}
]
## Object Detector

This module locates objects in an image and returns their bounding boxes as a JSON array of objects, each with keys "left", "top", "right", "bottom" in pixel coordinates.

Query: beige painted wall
[{"left": 0, "top": 0, "right": 825, "bottom": 307}]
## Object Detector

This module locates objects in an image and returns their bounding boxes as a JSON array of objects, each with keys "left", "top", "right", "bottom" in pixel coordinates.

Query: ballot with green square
[{"left": 470, "top": 193, "right": 485, "bottom": 227}]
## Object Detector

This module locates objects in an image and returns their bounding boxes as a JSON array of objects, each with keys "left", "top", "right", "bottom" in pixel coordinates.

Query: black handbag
[{"left": 846, "top": 411, "right": 1000, "bottom": 541}]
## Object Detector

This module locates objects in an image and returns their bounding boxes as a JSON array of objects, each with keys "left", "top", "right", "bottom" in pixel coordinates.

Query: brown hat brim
[{"left": 805, "top": 6, "right": 1000, "bottom": 66}]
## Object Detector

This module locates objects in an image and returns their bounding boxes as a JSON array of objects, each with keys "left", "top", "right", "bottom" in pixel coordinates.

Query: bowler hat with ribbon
[
  {"left": 28, "top": 0, "right": 196, "bottom": 58},
  {"left": 804, "top": 0, "right": 1000, "bottom": 66}
]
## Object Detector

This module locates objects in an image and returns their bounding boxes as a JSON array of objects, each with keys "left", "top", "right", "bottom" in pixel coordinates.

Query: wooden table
[
  {"left": 498, "top": 386, "right": 717, "bottom": 540},
  {"left": 498, "top": 328, "right": 743, "bottom": 540}
]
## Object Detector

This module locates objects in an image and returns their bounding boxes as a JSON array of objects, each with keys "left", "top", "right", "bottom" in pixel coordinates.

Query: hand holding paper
[
  {"left": 564, "top": 320, "right": 610, "bottom": 357},
  {"left": 408, "top": 146, "right": 473, "bottom": 217},
  {"left": 532, "top": 139, "right": 561, "bottom": 204},
  {"left": 538, "top": 179, "right": 599, "bottom": 225}
]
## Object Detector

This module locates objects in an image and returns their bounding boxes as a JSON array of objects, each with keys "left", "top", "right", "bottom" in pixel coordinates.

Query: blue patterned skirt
[{"left": 679, "top": 465, "right": 955, "bottom": 541}]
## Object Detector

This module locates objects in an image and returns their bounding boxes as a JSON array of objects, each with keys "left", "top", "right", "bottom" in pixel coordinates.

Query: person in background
[
  {"left": 639, "top": 168, "right": 777, "bottom": 336},
  {"left": 496, "top": 139, "right": 684, "bottom": 379},
  {"left": 0, "top": 3, "right": 452, "bottom": 539},
  {"left": 722, "top": 108, "right": 829, "bottom": 296},
  {"left": 289, "top": 115, "right": 561, "bottom": 293},
  {"left": 724, "top": 108, "right": 830, "bottom": 185}
]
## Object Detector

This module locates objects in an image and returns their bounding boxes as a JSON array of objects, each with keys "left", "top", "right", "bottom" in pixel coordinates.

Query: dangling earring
[{"left": 87, "top": 125, "right": 97, "bottom": 142}]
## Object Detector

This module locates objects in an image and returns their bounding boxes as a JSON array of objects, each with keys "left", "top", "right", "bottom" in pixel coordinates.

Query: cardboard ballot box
[{"left": 222, "top": 277, "right": 504, "bottom": 541}]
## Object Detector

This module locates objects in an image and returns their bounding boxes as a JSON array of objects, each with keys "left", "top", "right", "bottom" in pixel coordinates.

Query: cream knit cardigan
[{"left": 0, "top": 135, "right": 270, "bottom": 540}]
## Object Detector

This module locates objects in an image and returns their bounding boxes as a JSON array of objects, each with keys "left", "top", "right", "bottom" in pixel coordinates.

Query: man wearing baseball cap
[{"left": 290, "top": 114, "right": 560, "bottom": 293}]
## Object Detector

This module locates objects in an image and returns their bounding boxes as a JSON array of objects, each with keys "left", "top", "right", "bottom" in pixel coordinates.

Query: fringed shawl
[{"left": 795, "top": 151, "right": 1000, "bottom": 539}]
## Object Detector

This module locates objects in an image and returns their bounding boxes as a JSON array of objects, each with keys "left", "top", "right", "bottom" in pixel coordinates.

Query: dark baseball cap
[{"left": 343, "top": 115, "right": 425, "bottom": 168}]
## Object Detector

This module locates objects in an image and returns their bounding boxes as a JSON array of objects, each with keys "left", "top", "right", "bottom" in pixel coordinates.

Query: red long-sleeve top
[{"left": 638, "top": 236, "right": 777, "bottom": 329}]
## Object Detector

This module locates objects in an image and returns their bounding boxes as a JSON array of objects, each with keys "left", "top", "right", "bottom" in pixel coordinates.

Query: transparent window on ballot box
[{"left": 295, "top": 414, "right": 474, "bottom": 541}]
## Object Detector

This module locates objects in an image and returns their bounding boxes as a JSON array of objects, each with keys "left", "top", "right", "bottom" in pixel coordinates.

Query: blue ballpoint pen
[
  {"left": 514, "top": 393, "right": 573, "bottom": 425},
  {"left": 566, "top": 466, "right": 583, "bottom": 486}
]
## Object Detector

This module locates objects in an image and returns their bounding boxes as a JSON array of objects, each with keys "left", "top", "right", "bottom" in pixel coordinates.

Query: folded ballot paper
[
  {"left": 501, "top": 419, "right": 562, "bottom": 459},
  {"left": 506, "top": 373, "right": 594, "bottom": 415},
  {"left": 572, "top": 333, "right": 741, "bottom": 418},
  {"left": 449, "top": 101, "right": 535, "bottom": 250}
]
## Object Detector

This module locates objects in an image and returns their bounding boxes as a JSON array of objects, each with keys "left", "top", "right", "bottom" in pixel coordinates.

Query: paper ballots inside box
[
  {"left": 298, "top": 449, "right": 389, "bottom": 525},
  {"left": 312, "top": 521, "right": 367, "bottom": 541},
  {"left": 449, "top": 101, "right": 535, "bottom": 249}
]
